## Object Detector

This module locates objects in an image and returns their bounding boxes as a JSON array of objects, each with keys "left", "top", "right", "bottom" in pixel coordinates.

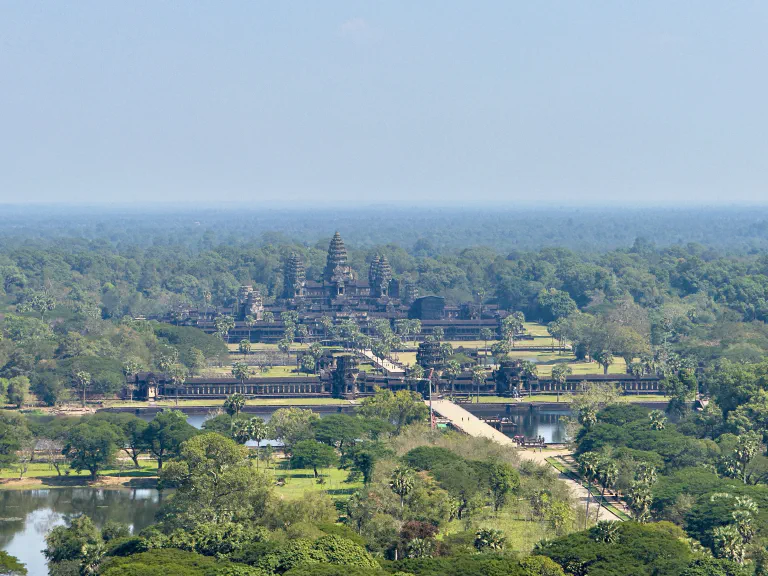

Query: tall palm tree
[
  {"left": 390, "top": 467, "right": 415, "bottom": 509},
  {"left": 238, "top": 339, "right": 252, "bottom": 360},
  {"left": 74, "top": 371, "right": 91, "bottom": 408},
  {"left": 244, "top": 314, "right": 256, "bottom": 342},
  {"left": 231, "top": 363, "right": 250, "bottom": 394},
  {"left": 471, "top": 364, "right": 486, "bottom": 403},
  {"left": 248, "top": 417, "right": 270, "bottom": 467}
]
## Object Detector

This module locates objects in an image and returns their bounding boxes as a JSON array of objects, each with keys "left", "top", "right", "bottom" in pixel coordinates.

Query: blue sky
[{"left": 1, "top": 2, "right": 766, "bottom": 206}]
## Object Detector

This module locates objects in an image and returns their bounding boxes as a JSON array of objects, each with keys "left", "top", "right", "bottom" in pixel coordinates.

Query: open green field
[
  {"left": 269, "top": 465, "right": 362, "bottom": 500},
  {"left": 443, "top": 510, "right": 552, "bottom": 553},
  {"left": 228, "top": 342, "right": 311, "bottom": 353},
  {"left": 0, "top": 461, "right": 158, "bottom": 481},
  {"left": 203, "top": 365, "right": 301, "bottom": 378}
]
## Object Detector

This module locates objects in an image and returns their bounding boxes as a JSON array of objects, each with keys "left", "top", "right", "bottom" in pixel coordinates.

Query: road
[{"left": 428, "top": 399, "right": 622, "bottom": 522}]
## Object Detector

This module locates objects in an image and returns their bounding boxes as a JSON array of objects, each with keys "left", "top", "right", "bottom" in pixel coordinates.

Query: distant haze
[{"left": 1, "top": 2, "right": 767, "bottom": 206}]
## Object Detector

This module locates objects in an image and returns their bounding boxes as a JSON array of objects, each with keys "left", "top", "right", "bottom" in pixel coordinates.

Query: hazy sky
[{"left": 1, "top": 2, "right": 767, "bottom": 206}]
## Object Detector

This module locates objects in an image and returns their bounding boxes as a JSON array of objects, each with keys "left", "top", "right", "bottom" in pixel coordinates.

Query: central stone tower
[{"left": 324, "top": 232, "right": 354, "bottom": 296}]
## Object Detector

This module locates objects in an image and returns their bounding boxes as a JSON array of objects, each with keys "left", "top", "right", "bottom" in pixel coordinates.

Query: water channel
[{"left": 0, "top": 403, "right": 570, "bottom": 572}]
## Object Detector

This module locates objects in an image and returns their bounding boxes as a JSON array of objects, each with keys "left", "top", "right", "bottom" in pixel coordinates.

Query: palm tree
[
  {"left": 479, "top": 328, "right": 494, "bottom": 362},
  {"left": 122, "top": 358, "right": 143, "bottom": 403},
  {"left": 550, "top": 364, "right": 572, "bottom": 401},
  {"left": 595, "top": 460, "right": 618, "bottom": 522},
  {"left": 231, "top": 363, "right": 250, "bottom": 393},
  {"left": 232, "top": 419, "right": 251, "bottom": 444},
  {"left": 74, "top": 371, "right": 91, "bottom": 408},
  {"left": 262, "top": 310, "right": 275, "bottom": 324},
  {"left": 214, "top": 314, "right": 235, "bottom": 344},
  {"left": 224, "top": 393, "right": 246, "bottom": 420},
  {"left": 238, "top": 339, "right": 252, "bottom": 359},
  {"left": 502, "top": 311, "right": 525, "bottom": 348},
  {"left": 390, "top": 467, "right": 415, "bottom": 509},
  {"left": 244, "top": 314, "right": 256, "bottom": 342},
  {"left": 248, "top": 417, "right": 270, "bottom": 467},
  {"left": 520, "top": 360, "right": 538, "bottom": 397},
  {"left": 474, "top": 528, "right": 506, "bottom": 552},
  {"left": 169, "top": 364, "right": 187, "bottom": 406},
  {"left": 595, "top": 350, "right": 614, "bottom": 375},
  {"left": 577, "top": 452, "right": 600, "bottom": 527},
  {"left": 443, "top": 360, "right": 461, "bottom": 398},
  {"left": 471, "top": 364, "right": 486, "bottom": 403},
  {"left": 649, "top": 410, "right": 666, "bottom": 430}
]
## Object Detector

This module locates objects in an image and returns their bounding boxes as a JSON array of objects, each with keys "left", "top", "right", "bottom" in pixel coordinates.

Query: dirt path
[{"left": 429, "top": 399, "right": 622, "bottom": 522}]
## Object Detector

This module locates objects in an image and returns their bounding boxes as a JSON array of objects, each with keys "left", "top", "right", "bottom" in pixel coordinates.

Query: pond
[{"left": 0, "top": 488, "right": 162, "bottom": 575}]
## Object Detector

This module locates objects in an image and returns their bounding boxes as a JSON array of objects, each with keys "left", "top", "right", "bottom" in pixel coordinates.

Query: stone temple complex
[{"left": 160, "top": 231, "right": 505, "bottom": 343}]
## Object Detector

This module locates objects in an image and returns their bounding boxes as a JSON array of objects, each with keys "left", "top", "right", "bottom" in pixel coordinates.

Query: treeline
[{"left": 0, "top": 309, "right": 228, "bottom": 407}]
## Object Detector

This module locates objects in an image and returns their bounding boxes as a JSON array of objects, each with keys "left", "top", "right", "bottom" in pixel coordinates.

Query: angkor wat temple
[{"left": 160, "top": 231, "right": 505, "bottom": 343}]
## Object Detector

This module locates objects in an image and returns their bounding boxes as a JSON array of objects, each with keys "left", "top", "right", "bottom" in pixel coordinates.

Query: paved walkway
[
  {"left": 428, "top": 399, "right": 622, "bottom": 522},
  {"left": 361, "top": 349, "right": 406, "bottom": 377}
]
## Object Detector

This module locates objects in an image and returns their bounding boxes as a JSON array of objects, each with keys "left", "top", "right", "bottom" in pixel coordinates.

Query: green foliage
[
  {"left": 143, "top": 410, "right": 198, "bottom": 469},
  {"left": 99, "top": 549, "right": 252, "bottom": 576},
  {"left": 158, "top": 433, "right": 272, "bottom": 529},
  {"left": 537, "top": 521, "right": 693, "bottom": 576},
  {"left": 63, "top": 418, "right": 121, "bottom": 478},
  {"left": 0, "top": 551, "right": 27, "bottom": 576},
  {"left": 291, "top": 440, "right": 339, "bottom": 477},
  {"left": 358, "top": 388, "right": 428, "bottom": 431}
]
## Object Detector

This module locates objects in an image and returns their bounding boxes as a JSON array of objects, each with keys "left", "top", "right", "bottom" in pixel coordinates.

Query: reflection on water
[
  {"left": 464, "top": 405, "right": 572, "bottom": 444},
  {"left": 0, "top": 488, "right": 161, "bottom": 576}
]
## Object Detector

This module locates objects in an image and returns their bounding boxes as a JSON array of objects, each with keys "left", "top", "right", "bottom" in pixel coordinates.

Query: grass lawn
[
  {"left": 228, "top": 342, "right": 312, "bottom": 352},
  {"left": 202, "top": 365, "right": 302, "bottom": 378},
  {"left": 269, "top": 465, "right": 362, "bottom": 500},
  {"left": 0, "top": 461, "right": 158, "bottom": 481},
  {"left": 443, "top": 510, "right": 551, "bottom": 553}
]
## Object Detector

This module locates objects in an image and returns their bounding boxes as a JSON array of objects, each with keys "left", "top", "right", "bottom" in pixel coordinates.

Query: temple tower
[
  {"left": 283, "top": 252, "right": 306, "bottom": 299},
  {"left": 324, "top": 232, "right": 354, "bottom": 296},
  {"left": 369, "top": 253, "right": 393, "bottom": 298}
]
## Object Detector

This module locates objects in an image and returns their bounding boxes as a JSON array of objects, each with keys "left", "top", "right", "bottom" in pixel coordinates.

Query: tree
[
  {"left": 63, "top": 419, "right": 121, "bottom": 479},
  {"left": 6, "top": 376, "right": 29, "bottom": 408},
  {"left": 479, "top": 328, "right": 494, "bottom": 355},
  {"left": 44, "top": 515, "right": 102, "bottom": 573},
  {"left": 238, "top": 339, "right": 252, "bottom": 359},
  {"left": 122, "top": 357, "right": 143, "bottom": 402},
  {"left": 0, "top": 411, "right": 32, "bottom": 473},
  {"left": 97, "top": 412, "right": 149, "bottom": 468},
  {"left": 291, "top": 439, "right": 338, "bottom": 477},
  {"left": 0, "top": 551, "right": 26, "bottom": 576},
  {"left": 550, "top": 364, "right": 572, "bottom": 400},
  {"left": 313, "top": 414, "right": 363, "bottom": 457},
  {"left": 73, "top": 370, "right": 92, "bottom": 408},
  {"left": 168, "top": 363, "right": 188, "bottom": 404},
  {"left": 594, "top": 459, "right": 618, "bottom": 522},
  {"left": 442, "top": 360, "right": 461, "bottom": 397},
  {"left": 357, "top": 388, "right": 428, "bottom": 431},
  {"left": 232, "top": 418, "right": 252, "bottom": 445},
  {"left": 488, "top": 461, "right": 520, "bottom": 512},
  {"left": 474, "top": 528, "right": 506, "bottom": 552},
  {"left": 247, "top": 417, "right": 270, "bottom": 466},
  {"left": 594, "top": 350, "right": 614, "bottom": 375},
  {"left": 270, "top": 407, "right": 319, "bottom": 453},
  {"left": 300, "top": 354, "right": 316, "bottom": 375},
  {"left": 390, "top": 467, "right": 415, "bottom": 509},
  {"left": 432, "top": 327, "right": 444, "bottom": 342},
  {"left": 471, "top": 365, "right": 486, "bottom": 403},
  {"left": 231, "top": 364, "right": 250, "bottom": 392},
  {"left": 244, "top": 315, "right": 256, "bottom": 342},
  {"left": 158, "top": 433, "right": 271, "bottom": 528},
  {"left": 520, "top": 360, "right": 538, "bottom": 397},
  {"left": 649, "top": 409, "right": 667, "bottom": 430},
  {"left": 214, "top": 314, "right": 235, "bottom": 343},
  {"left": 224, "top": 393, "right": 246, "bottom": 418},
  {"left": 143, "top": 410, "right": 197, "bottom": 469}
]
